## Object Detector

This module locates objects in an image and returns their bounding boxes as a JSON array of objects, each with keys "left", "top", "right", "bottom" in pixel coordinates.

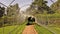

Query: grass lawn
[
  {"left": 47, "top": 26, "right": 60, "bottom": 34},
  {"left": 0, "top": 25, "right": 17, "bottom": 34},
  {"left": 0, "top": 22, "right": 26, "bottom": 34},
  {"left": 34, "top": 24, "right": 53, "bottom": 34},
  {"left": 10, "top": 23, "right": 26, "bottom": 34}
]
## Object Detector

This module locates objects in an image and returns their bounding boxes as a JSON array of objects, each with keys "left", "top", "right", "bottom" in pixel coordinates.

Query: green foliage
[
  {"left": 29, "top": 0, "right": 55, "bottom": 14},
  {"left": 51, "top": 0, "right": 60, "bottom": 13},
  {"left": 7, "top": 3, "right": 19, "bottom": 17},
  {"left": 35, "top": 13, "right": 60, "bottom": 25},
  {"left": 4, "top": 3, "right": 20, "bottom": 26},
  {"left": 32, "top": 0, "right": 43, "bottom": 6}
]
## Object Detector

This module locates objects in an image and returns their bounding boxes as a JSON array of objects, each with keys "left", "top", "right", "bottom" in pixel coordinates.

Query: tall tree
[
  {"left": 31, "top": 0, "right": 55, "bottom": 14},
  {"left": 0, "top": 6, "right": 5, "bottom": 17},
  {"left": 51, "top": 0, "right": 60, "bottom": 13}
]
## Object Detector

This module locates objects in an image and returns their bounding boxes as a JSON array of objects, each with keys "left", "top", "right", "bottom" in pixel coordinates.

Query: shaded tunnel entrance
[{"left": 26, "top": 17, "right": 35, "bottom": 25}]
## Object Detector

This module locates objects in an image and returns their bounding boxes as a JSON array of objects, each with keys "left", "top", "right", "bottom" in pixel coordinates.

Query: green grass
[
  {"left": 0, "top": 28, "right": 3, "bottom": 34},
  {"left": 35, "top": 24, "right": 53, "bottom": 34},
  {"left": 0, "top": 22, "right": 26, "bottom": 34},
  {"left": 48, "top": 26, "right": 60, "bottom": 34},
  {"left": 10, "top": 23, "right": 26, "bottom": 34},
  {"left": 0, "top": 25, "right": 17, "bottom": 34},
  {"left": 16, "top": 24, "right": 26, "bottom": 34}
]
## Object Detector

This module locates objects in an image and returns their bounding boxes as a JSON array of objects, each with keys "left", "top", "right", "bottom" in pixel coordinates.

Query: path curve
[{"left": 22, "top": 25, "right": 38, "bottom": 34}]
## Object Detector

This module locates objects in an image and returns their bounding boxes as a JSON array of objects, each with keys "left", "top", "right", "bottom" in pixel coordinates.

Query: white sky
[
  {"left": 46, "top": 0, "right": 57, "bottom": 7},
  {"left": 0, "top": 0, "right": 57, "bottom": 11}
]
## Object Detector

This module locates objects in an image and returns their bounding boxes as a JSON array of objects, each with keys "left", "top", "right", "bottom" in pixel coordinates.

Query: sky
[
  {"left": 46, "top": 0, "right": 57, "bottom": 6},
  {"left": 0, "top": 0, "right": 57, "bottom": 11}
]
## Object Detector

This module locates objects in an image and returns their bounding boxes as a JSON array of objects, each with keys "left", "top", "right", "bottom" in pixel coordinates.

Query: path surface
[{"left": 22, "top": 25, "right": 38, "bottom": 34}]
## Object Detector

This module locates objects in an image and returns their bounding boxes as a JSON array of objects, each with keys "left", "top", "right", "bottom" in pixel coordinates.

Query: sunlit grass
[
  {"left": 35, "top": 24, "right": 53, "bottom": 34},
  {"left": 0, "top": 25, "right": 17, "bottom": 34},
  {"left": 0, "top": 22, "right": 26, "bottom": 34},
  {"left": 48, "top": 26, "right": 60, "bottom": 34},
  {"left": 10, "top": 24, "right": 26, "bottom": 34}
]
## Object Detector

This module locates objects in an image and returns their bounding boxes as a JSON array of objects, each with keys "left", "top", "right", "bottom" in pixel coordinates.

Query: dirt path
[{"left": 22, "top": 25, "right": 38, "bottom": 34}]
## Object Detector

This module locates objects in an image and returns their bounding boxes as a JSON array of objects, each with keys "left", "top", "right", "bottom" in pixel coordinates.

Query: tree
[
  {"left": 51, "top": 0, "right": 60, "bottom": 13},
  {"left": 31, "top": 0, "right": 55, "bottom": 14},
  {"left": 0, "top": 6, "right": 5, "bottom": 17}
]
